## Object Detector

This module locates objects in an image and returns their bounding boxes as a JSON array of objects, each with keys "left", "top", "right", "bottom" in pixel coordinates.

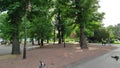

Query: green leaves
[
  {"left": 27, "top": 0, "right": 53, "bottom": 40},
  {"left": 0, "top": 13, "right": 13, "bottom": 40},
  {"left": 8, "top": 2, "right": 20, "bottom": 15},
  {"left": 9, "top": 2, "right": 20, "bottom": 10},
  {"left": 0, "top": 0, "right": 105, "bottom": 44}
]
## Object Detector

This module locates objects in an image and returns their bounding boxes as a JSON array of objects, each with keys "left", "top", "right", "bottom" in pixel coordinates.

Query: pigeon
[
  {"left": 39, "top": 61, "right": 45, "bottom": 68},
  {"left": 111, "top": 56, "right": 119, "bottom": 61}
]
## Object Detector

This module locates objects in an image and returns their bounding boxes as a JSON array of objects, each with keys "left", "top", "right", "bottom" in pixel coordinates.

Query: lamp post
[{"left": 23, "top": 0, "right": 32, "bottom": 59}]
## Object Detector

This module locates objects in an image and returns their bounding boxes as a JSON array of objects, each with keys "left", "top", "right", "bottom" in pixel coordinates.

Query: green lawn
[{"left": 114, "top": 41, "right": 120, "bottom": 44}]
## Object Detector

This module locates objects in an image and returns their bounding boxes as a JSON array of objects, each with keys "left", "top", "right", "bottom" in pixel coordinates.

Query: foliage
[
  {"left": 106, "top": 25, "right": 115, "bottom": 38},
  {"left": 64, "top": 0, "right": 104, "bottom": 48},
  {"left": 89, "top": 27, "right": 109, "bottom": 43},
  {"left": 106, "top": 24, "right": 120, "bottom": 39},
  {"left": 0, "top": 0, "right": 27, "bottom": 54},
  {"left": 114, "top": 24, "right": 120, "bottom": 39},
  {"left": 0, "top": 13, "right": 13, "bottom": 41},
  {"left": 27, "top": 0, "right": 53, "bottom": 45},
  {"left": 0, "top": 0, "right": 105, "bottom": 52}
]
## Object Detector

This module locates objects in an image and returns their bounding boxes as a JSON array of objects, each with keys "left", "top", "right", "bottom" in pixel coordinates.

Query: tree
[
  {"left": 0, "top": 0, "right": 104, "bottom": 51},
  {"left": 106, "top": 25, "right": 115, "bottom": 39},
  {"left": 0, "top": 13, "right": 11, "bottom": 41},
  {"left": 67, "top": 0, "right": 104, "bottom": 49},
  {"left": 28, "top": 0, "right": 53, "bottom": 46},
  {"left": 93, "top": 28, "right": 109, "bottom": 42},
  {"left": 50, "top": 0, "right": 70, "bottom": 44},
  {"left": 0, "top": 0, "right": 29, "bottom": 54},
  {"left": 114, "top": 24, "right": 120, "bottom": 39}
]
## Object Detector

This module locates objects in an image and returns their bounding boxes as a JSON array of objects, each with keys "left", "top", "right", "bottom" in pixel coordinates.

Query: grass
[
  {"left": 114, "top": 42, "right": 120, "bottom": 44},
  {"left": 113, "top": 40, "right": 120, "bottom": 44}
]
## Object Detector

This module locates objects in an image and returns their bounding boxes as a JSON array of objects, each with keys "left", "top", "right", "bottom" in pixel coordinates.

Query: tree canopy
[{"left": 0, "top": 0, "right": 105, "bottom": 54}]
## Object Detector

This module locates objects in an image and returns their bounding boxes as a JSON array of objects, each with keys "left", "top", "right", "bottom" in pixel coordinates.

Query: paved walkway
[
  {"left": 68, "top": 46, "right": 120, "bottom": 68},
  {"left": 0, "top": 45, "right": 39, "bottom": 55},
  {"left": 0, "top": 43, "right": 117, "bottom": 68}
]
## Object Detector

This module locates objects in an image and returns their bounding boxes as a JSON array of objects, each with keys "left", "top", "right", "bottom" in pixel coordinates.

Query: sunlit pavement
[
  {"left": 0, "top": 45, "right": 11, "bottom": 55},
  {"left": 67, "top": 44, "right": 120, "bottom": 68}
]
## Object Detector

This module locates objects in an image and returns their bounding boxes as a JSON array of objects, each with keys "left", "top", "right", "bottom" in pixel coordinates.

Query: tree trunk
[
  {"left": 80, "top": 24, "right": 88, "bottom": 49},
  {"left": 41, "top": 39, "right": 44, "bottom": 46},
  {"left": 38, "top": 39, "right": 40, "bottom": 45},
  {"left": 8, "top": 4, "right": 21, "bottom": 54},
  {"left": 58, "top": 29, "right": 62, "bottom": 44},
  {"left": 31, "top": 38, "right": 34, "bottom": 45},
  {"left": 47, "top": 38, "right": 49, "bottom": 43},
  {"left": 53, "top": 27, "right": 56, "bottom": 44},
  {"left": 11, "top": 28, "right": 20, "bottom": 54},
  {"left": 57, "top": 8, "right": 62, "bottom": 44},
  {"left": 61, "top": 30, "right": 64, "bottom": 42}
]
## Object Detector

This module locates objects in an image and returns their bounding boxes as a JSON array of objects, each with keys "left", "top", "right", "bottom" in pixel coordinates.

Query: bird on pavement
[{"left": 111, "top": 56, "right": 119, "bottom": 61}]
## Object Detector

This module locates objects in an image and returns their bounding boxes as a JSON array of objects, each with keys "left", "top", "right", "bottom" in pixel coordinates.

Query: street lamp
[{"left": 23, "top": 0, "right": 32, "bottom": 59}]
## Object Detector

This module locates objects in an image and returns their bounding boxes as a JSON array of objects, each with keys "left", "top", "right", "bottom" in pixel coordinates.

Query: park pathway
[{"left": 67, "top": 44, "right": 120, "bottom": 68}]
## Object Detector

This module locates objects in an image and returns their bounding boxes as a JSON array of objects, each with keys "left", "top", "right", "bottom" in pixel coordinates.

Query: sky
[{"left": 98, "top": 0, "right": 120, "bottom": 27}]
